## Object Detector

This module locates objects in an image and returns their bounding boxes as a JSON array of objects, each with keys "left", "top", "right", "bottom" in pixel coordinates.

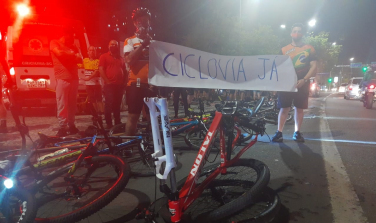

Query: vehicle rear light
[
  {"left": 370, "top": 85, "right": 375, "bottom": 89},
  {"left": 10, "top": 67, "right": 15, "bottom": 76},
  {"left": 349, "top": 86, "right": 352, "bottom": 90}
]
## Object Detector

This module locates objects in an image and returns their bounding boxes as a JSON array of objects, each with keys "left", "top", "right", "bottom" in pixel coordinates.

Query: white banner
[{"left": 149, "top": 41, "right": 297, "bottom": 92}]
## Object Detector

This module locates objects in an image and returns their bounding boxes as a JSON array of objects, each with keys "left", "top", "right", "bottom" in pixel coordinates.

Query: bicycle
[
  {"left": 1, "top": 134, "right": 130, "bottom": 223},
  {"left": 0, "top": 174, "right": 37, "bottom": 223},
  {"left": 137, "top": 97, "right": 279, "bottom": 222}
]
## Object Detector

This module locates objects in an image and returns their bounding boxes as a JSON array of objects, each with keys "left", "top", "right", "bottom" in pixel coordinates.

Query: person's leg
[
  {"left": 0, "top": 103, "right": 7, "bottom": 133},
  {"left": 55, "top": 79, "right": 70, "bottom": 136},
  {"left": 103, "top": 84, "right": 114, "bottom": 127},
  {"left": 125, "top": 85, "right": 143, "bottom": 136},
  {"left": 173, "top": 88, "right": 180, "bottom": 118},
  {"left": 278, "top": 108, "right": 290, "bottom": 132},
  {"left": 68, "top": 79, "right": 79, "bottom": 129},
  {"left": 181, "top": 89, "right": 189, "bottom": 116},
  {"left": 113, "top": 85, "right": 124, "bottom": 125},
  {"left": 294, "top": 108, "right": 304, "bottom": 132}
]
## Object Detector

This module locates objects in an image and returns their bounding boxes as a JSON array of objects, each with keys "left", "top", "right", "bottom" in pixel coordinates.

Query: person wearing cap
[{"left": 50, "top": 27, "right": 83, "bottom": 136}]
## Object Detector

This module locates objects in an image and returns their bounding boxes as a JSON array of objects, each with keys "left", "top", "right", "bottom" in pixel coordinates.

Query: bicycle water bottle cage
[{"left": 222, "top": 101, "right": 238, "bottom": 116}]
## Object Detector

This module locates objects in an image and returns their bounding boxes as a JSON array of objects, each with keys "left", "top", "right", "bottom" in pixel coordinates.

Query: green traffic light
[
  {"left": 363, "top": 67, "right": 367, "bottom": 72},
  {"left": 328, "top": 78, "right": 332, "bottom": 83}
]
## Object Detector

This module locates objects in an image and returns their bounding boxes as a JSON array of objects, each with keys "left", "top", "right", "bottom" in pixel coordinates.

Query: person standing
[
  {"left": 124, "top": 7, "right": 156, "bottom": 136},
  {"left": 173, "top": 88, "right": 189, "bottom": 118},
  {"left": 271, "top": 23, "right": 317, "bottom": 143},
  {"left": 99, "top": 40, "right": 126, "bottom": 129},
  {"left": 0, "top": 38, "right": 13, "bottom": 133},
  {"left": 82, "top": 46, "right": 104, "bottom": 120},
  {"left": 50, "top": 27, "right": 82, "bottom": 136}
]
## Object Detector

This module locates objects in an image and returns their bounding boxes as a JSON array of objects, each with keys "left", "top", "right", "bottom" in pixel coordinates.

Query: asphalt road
[{"left": 1, "top": 92, "right": 375, "bottom": 223}]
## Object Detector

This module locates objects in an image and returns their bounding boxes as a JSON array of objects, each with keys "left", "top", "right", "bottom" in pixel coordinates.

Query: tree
[{"left": 304, "top": 32, "right": 342, "bottom": 73}]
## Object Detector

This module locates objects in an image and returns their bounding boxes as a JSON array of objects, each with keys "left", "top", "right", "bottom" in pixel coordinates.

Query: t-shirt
[
  {"left": 83, "top": 58, "right": 100, "bottom": 85},
  {"left": 123, "top": 35, "right": 152, "bottom": 86},
  {"left": 281, "top": 44, "right": 317, "bottom": 80},
  {"left": 50, "top": 40, "right": 79, "bottom": 80},
  {"left": 99, "top": 52, "right": 125, "bottom": 85}
]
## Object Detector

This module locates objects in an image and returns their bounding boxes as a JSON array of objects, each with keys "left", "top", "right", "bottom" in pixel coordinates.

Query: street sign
[
  {"left": 334, "top": 76, "right": 338, "bottom": 83},
  {"left": 335, "top": 65, "right": 350, "bottom": 68},
  {"left": 350, "top": 63, "right": 362, "bottom": 68}
]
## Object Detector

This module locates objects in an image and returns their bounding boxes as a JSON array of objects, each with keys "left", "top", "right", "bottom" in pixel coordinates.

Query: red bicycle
[{"left": 142, "top": 97, "right": 280, "bottom": 223}]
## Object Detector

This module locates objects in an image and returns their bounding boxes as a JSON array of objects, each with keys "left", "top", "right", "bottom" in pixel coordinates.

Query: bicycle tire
[
  {"left": 34, "top": 155, "right": 130, "bottom": 223},
  {"left": 114, "top": 143, "right": 155, "bottom": 177},
  {"left": 0, "top": 189, "right": 37, "bottom": 223},
  {"left": 184, "top": 127, "right": 209, "bottom": 150},
  {"left": 213, "top": 184, "right": 280, "bottom": 223},
  {"left": 161, "top": 158, "right": 270, "bottom": 222}
]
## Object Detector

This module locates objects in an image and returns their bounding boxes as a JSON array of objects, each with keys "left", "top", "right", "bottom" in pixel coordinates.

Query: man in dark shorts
[
  {"left": 124, "top": 7, "right": 155, "bottom": 136},
  {"left": 271, "top": 23, "right": 317, "bottom": 143},
  {"left": 99, "top": 40, "right": 126, "bottom": 129}
]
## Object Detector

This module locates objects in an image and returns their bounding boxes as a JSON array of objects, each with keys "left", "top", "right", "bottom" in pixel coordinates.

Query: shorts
[
  {"left": 86, "top": 85, "right": 102, "bottom": 103},
  {"left": 277, "top": 85, "right": 309, "bottom": 109},
  {"left": 126, "top": 84, "right": 156, "bottom": 114},
  {"left": 229, "top": 90, "right": 235, "bottom": 94}
]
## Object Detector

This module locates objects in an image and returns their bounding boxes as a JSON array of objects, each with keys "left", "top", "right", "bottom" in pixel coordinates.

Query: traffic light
[
  {"left": 328, "top": 78, "right": 332, "bottom": 83},
  {"left": 362, "top": 67, "right": 368, "bottom": 72}
]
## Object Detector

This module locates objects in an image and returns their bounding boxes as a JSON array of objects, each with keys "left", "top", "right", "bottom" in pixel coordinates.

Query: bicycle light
[{"left": 4, "top": 178, "right": 14, "bottom": 189}]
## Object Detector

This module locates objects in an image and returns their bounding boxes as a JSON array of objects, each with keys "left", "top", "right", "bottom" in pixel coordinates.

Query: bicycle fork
[{"left": 144, "top": 97, "right": 181, "bottom": 221}]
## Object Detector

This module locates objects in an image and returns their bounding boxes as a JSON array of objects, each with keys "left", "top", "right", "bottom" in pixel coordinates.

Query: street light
[
  {"left": 280, "top": 24, "right": 286, "bottom": 29},
  {"left": 16, "top": 4, "right": 30, "bottom": 17},
  {"left": 308, "top": 19, "right": 316, "bottom": 27},
  {"left": 350, "top": 58, "right": 354, "bottom": 76},
  {"left": 332, "top": 42, "right": 336, "bottom": 46},
  {"left": 350, "top": 58, "right": 354, "bottom": 61}
]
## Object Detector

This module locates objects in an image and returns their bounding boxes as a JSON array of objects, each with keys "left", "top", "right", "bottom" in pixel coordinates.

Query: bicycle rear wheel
[
  {"left": 161, "top": 158, "right": 270, "bottom": 222},
  {"left": 0, "top": 189, "right": 37, "bottom": 223},
  {"left": 34, "top": 155, "right": 130, "bottom": 223}
]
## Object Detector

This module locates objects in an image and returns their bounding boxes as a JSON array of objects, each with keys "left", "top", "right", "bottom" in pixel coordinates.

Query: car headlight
[{"left": 3, "top": 178, "right": 14, "bottom": 189}]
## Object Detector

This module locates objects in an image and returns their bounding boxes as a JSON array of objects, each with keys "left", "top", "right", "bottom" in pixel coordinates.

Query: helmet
[{"left": 132, "top": 7, "right": 151, "bottom": 22}]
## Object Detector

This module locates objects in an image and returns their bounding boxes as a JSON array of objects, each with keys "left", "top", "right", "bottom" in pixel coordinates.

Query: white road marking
[
  {"left": 306, "top": 138, "right": 376, "bottom": 145},
  {"left": 321, "top": 94, "right": 368, "bottom": 223},
  {"left": 305, "top": 116, "right": 376, "bottom": 121}
]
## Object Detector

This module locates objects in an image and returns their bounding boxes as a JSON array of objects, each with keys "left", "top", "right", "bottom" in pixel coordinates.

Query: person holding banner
[
  {"left": 272, "top": 23, "right": 317, "bottom": 143},
  {"left": 124, "top": 7, "right": 155, "bottom": 136}
]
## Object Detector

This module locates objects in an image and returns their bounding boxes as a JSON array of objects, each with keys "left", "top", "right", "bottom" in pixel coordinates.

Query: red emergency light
[{"left": 16, "top": 4, "right": 30, "bottom": 17}]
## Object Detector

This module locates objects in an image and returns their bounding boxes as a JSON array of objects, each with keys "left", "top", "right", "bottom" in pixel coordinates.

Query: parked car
[
  {"left": 338, "top": 83, "right": 348, "bottom": 93},
  {"left": 344, "top": 77, "right": 363, "bottom": 99},
  {"left": 320, "top": 85, "right": 328, "bottom": 91}
]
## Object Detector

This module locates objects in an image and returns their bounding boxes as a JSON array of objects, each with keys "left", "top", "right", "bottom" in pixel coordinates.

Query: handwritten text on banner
[{"left": 149, "top": 41, "right": 297, "bottom": 92}]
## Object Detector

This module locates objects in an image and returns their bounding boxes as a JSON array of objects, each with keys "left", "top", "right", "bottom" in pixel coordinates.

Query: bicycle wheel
[
  {"left": 0, "top": 189, "right": 37, "bottom": 223},
  {"left": 34, "top": 155, "right": 130, "bottom": 223},
  {"left": 212, "top": 184, "right": 280, "bottom": 223},
  {"left": 161, "top": 158, "right": 270, "bottom": 222},
  {"left": 115, "top": 143, "right": 155, "bottom": 177},
  {"left": 184, "top": 127, "right": 209, "bottom": 149}
]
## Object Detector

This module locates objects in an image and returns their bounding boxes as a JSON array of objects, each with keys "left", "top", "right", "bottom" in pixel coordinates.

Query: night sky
[{"left": 2, "top": 0, "right": 376, "bottom": 65}]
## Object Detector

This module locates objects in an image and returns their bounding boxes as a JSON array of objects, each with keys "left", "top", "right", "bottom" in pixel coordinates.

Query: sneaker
[
  {"left": 293, "top": 131, "right": 305, "bottom": 142},
  {"left": 56, "top": 128, "right": 67, "bottom": 137},
  {"left": 271, "top": 131, "right": 283, "bottom": 142},
  {"left": 67, "top": 126, "right": 79, "bottom": 135}
]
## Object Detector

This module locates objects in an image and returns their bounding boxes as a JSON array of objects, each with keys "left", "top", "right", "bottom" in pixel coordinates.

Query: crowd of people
[{"left": 0, "top": 7, "right": 318, "bottom": 143}]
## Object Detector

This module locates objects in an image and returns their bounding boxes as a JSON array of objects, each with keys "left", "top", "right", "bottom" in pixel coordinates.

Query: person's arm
[
  {"left": 99, "top": 66, "right": 110, "bottom": 84},
  {"left": 124, "top": 36, "right": 151, "bottom": 67},
  {"left": 82, "top": 70, "right": 100, "bottom": 81}
]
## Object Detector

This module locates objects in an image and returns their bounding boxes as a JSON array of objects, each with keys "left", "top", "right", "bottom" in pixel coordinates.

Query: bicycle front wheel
[
  {"left": 34, "top": 155, "right": 130, "bottom": 223},
  {"left": 162, "top": 158, "right": 270, "bottom": 222},
  {"left": 0, "top": 189, "right": 37, "bottom": 223}
]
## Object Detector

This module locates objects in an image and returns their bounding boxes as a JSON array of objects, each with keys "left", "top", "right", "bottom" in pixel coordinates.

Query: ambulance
[{"left": 5, "top": 15, "right": 89, "bottom": 109}]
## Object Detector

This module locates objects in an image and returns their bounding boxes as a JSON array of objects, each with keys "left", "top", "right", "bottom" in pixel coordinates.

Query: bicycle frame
[{"left": 145, "top": 97, "right": 259, "bottom": 223}]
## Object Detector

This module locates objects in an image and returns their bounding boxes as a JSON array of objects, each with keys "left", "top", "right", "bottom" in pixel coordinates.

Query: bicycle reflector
[{"left": 3, "top": 178, "right": 14, "bottom": 189}]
